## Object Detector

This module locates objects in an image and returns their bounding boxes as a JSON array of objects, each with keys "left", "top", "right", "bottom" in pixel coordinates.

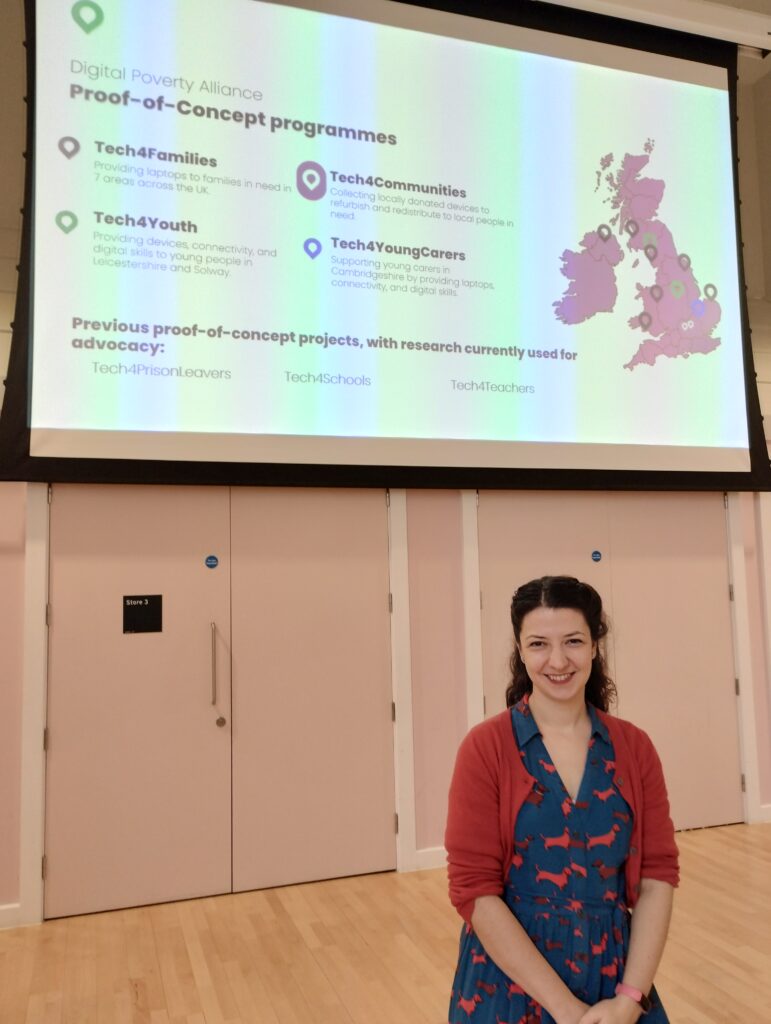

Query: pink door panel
[
  {"left": 231, "top": 488, "right": 396, "bottom": 892},
  {"left": 608, "top": 492, "right": 743, "bottom": 829},
  {"left": 478, "top": 491, "right": 613, "bottom": 718},
  {"left": 477, "top": 490, "right": 743, "bottom": 830},
  {"left": 45, "top": 485, "right": 232, "bottom": 917}
]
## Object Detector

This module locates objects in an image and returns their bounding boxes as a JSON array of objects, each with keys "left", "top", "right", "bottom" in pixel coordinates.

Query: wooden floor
[{"left": 1, "top": 823, "right": 770, "bottom": 1023}]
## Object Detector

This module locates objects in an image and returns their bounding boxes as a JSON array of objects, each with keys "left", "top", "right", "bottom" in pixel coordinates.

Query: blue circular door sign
[
  {"left": 205, "top": 555, "right": 219, "bottom": 569},
  {"left": 591, "top": 550, "right": 602, "bottom": 562}
]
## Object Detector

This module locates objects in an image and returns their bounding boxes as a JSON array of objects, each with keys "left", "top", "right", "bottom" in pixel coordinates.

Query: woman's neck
[{"left": 528, "top": 691, "right": 589, "bottom": 733}]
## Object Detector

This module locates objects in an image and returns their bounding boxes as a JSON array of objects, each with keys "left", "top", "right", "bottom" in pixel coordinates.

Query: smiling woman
[
  {"left": 507, "top": 577, "right": 615, "bottom": 715},
  {"left": 445, "top": 576, "right": 678, "bottom": 1024},
  {"left": 518, "top": 608, "right": 595, "bottom": 698}
]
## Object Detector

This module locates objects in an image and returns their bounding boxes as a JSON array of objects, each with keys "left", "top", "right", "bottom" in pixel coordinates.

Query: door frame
[
  {"left": 17, "top": 482, "right": 49, "bottom": 926},
  {"left": 727, "top": 491, "right": 771, "bottom": 824}
]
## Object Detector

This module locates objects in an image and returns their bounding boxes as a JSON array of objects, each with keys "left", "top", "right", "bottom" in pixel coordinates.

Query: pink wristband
[{"left": 615, "top": 982, "right": 652, "bottom": 1013}]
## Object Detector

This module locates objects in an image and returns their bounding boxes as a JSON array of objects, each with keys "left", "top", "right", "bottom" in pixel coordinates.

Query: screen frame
[{"left": 1, "top": 0, "right": 768, "bottom": 490}]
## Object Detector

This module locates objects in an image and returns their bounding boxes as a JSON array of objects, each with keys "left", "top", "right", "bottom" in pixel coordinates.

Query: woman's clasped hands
[{"left": 565, "top": 995, "right": 642, "bottom": 1024}]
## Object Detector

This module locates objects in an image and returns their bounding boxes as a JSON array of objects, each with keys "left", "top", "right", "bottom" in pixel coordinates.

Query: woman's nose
[{"left": 548, "top": 647, "right": 569, "bottom": 668}]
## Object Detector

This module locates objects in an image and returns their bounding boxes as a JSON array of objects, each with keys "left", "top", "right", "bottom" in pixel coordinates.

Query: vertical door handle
[{"left": 211, "top": 621, "right": 217, "bottom": 705}]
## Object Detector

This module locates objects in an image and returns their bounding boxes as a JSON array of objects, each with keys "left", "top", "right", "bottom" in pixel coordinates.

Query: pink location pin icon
[
  {"left": 639, "top": 312, "right": 652, "bottom": 332},
  {"left": 58, "top": 136, "right": 80, "bottom": 159},
  {"left": 296, "top": 160, "right": 327, "bottom": 200}
]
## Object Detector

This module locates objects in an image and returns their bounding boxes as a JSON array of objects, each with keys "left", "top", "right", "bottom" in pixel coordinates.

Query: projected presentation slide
[{"left": 30, "top": 0, "right": 750, "bottom": 471}]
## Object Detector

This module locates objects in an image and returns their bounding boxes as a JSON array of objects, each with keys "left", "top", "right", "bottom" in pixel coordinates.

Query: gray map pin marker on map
[
  {"left": 678, "top": 253, "right": 691, "bottom": 270},
  {"left": 624, "top": 220, "right": 639, "bottom": 237},
  {"left": 704, "top": 283, "right": 718, "bottom": 300},
  {"left": 597, "top": 224, "right": 612, "bottom": 242},
  {"left": 58, "top": 136, "right": 80, "bottom": 159},
  {"left": 639, "top": 312, "right": 652, "bottom": 331},
  {"left": 650, "top": 285, "right": 663, "bottom": 302},
  {"left": 644, "top": 244, "right": 658, "bottom": 263}
]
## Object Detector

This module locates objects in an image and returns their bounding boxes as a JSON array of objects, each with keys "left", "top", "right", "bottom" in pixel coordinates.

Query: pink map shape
[
  {"left": 609, "top": 154, "right": 665, "bottom": 225},
  {"left": 623, "top": 327, "right": 721, "bottom": 368},
  {"left": 555, "top": 147, "right": 722, "bottom": 369},
  {"left": 624, "top": 220, "right": 722, "bottom": 367},
  {"left": 553, "top": 229, "right": 624, "bottom": 325}
]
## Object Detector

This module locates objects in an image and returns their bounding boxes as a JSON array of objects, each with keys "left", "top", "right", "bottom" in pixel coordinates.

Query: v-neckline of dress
[
  {"left": 529, "top": 701, "right": 594, "bottom": 804},
  {"left": 541, "top": 741, "right": 591, "bottom": 805}
]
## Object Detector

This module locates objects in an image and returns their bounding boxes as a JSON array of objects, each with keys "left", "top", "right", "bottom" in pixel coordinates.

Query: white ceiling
[{"left": 725, "top": 0, "right": 770, "bottom": 12}]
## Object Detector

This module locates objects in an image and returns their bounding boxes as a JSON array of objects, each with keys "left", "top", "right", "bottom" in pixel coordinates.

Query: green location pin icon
[
  {"left": 72, "top": 1, "right": 104, "bottom": 33},
  {"left": 55, "top": 211, "right": 78, "bottom": 234}
]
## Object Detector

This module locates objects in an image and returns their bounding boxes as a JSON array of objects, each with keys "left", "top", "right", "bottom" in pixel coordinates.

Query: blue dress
[{"left": 448, "top": 698, "right": 669, "bottom": 1023}]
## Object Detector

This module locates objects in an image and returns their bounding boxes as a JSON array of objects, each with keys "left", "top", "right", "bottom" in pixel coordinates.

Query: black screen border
[{"left": 1, "top": 0, "right": 768, "bottom": 491}]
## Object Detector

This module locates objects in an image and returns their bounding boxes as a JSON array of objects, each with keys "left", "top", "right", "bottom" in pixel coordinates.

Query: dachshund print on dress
[{"left": 447, "top": 699, "right": 669, "bottom": 1024}]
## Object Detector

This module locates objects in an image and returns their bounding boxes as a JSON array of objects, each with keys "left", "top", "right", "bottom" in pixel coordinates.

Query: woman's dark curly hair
[{"left": 505, "top": 575, "right": 616, "bottom": 712}]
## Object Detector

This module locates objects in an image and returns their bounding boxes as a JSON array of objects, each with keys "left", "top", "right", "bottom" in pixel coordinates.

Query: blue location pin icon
[{"left": 304, "top": 237, "right": 322, "bottom": 260}]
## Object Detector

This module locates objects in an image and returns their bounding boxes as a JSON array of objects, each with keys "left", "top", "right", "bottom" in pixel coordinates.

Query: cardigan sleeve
[
  {"left": 445, "top": 722, "right": 507, "bottom": 924},
  {"left": 636, "top": 727, "right": 679, "bottom": 887}
]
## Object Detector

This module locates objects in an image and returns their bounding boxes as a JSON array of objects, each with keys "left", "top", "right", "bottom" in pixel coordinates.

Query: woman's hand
[
  {"left": 578, "top": 995, "right": 642, "bottom": 1023},
  {"left": 558, "top": 998, "right": 591, "bottom": 1024}
]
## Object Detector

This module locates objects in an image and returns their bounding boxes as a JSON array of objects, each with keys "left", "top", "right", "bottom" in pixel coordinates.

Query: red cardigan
[{"left": 445, "top": 708, "right": 679, "bottom": 923}]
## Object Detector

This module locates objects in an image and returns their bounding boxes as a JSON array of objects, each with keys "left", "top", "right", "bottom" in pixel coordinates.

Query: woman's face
[{"left": 517, "top": 605, "right": 596, "bottom": 706}]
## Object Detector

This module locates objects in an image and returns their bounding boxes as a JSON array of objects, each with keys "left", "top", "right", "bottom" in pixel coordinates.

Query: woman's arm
[
  {"left": 578, "top": 877, "right": 675, "bottom": 1024},
  {"left": 622, "top": 877, "right": 675, "bottom": 998},
  {"left": 471, "top": 895, "right": 590, "bottom": 1024}
]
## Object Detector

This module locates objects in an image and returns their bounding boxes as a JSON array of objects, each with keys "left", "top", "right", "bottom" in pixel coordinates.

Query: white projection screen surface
[{"left": 28, "top": 0, "right": 752, "bottom": 473}]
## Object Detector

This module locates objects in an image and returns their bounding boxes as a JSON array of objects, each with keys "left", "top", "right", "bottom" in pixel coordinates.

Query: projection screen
[{"left": 15, "top": 0, "right": 764, "bottom": 481}]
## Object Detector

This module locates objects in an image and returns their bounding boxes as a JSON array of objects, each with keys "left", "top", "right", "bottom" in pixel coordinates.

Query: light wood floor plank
[{"left": 0, "top": 823, "right": 770, "bottom": 1022}]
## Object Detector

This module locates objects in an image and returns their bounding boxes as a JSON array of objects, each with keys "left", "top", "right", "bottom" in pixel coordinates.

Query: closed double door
[
  {"left": 44, "top": 486, "right": 396, "bottom": 918},
  {"left": 476, "top": 490, "right": 744, "bottom": 832}
]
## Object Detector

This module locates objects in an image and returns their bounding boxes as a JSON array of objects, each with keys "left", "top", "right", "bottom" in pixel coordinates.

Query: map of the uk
[{"left": 553, "top": 141, "right": 721, "bottom": 369}]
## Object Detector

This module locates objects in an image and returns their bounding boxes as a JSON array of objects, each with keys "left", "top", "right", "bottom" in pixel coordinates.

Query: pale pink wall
[
  {"left": 741, "top": 492, "right": 771, "bottom": 804},
  {"left": 0, "top": 482, "right": 26, "bottom": 906},
  {"left": 406, "top": 490, "right": 468, "bottom": 851},
  {"left": 3, "top": 485, "right": 771, "bottom": 914}
]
